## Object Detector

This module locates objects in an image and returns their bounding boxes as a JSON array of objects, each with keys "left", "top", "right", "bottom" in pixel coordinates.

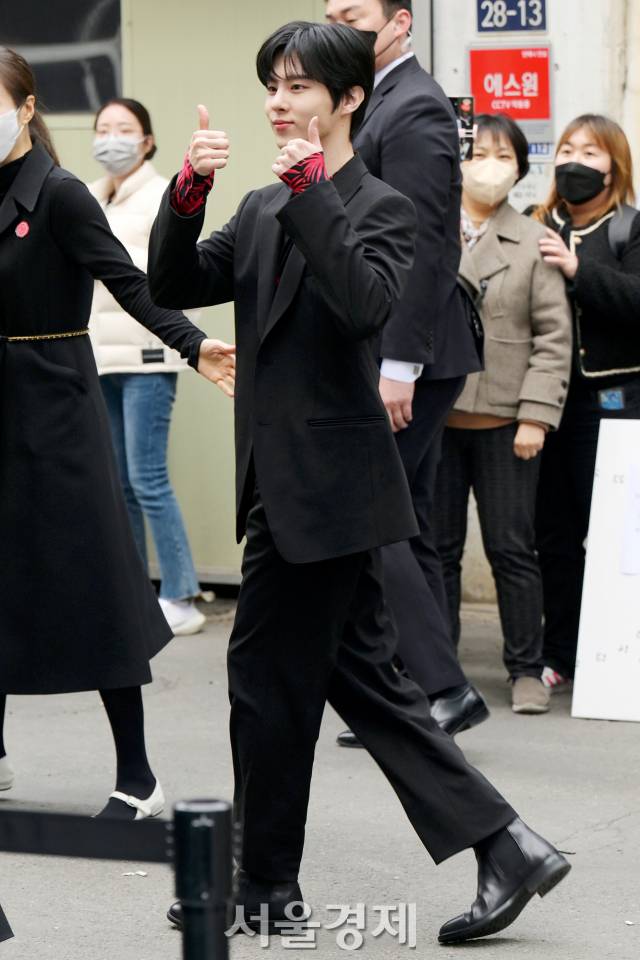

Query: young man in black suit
[
  {"left": 326, "top": 0, "right": 490, "bottom": 736},
  {"left": 149, "top": 21, "right": 569, "bottom": 945}
]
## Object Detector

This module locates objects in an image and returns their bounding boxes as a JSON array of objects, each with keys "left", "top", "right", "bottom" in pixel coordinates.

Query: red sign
[{"left": 469, "top": 46, "right": 551, "bottom": 121}]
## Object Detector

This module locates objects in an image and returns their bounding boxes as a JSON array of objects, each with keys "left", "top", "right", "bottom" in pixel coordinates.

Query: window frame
[{"left": 28, "top": 0, "right": 132, "bottom": 132}]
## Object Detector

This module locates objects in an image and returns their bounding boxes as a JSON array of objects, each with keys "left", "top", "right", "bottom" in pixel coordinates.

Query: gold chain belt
[{"left": 0, "top": 329, "right": 89, "bottom": 343}]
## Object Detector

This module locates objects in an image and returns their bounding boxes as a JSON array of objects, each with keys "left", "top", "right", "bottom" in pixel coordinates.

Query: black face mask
[
  {"left": 555, "top": 161, "right": 608, "bottom": 205},
  {"left": 372, "top": 17, "right": 397, "bottom": 61}
]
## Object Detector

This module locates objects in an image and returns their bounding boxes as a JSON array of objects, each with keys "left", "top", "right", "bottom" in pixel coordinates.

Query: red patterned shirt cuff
[
  {"left": 279, "top": 152, "right": 329, "bottom": 195},
  {"left": 170, "top": 154, "right": 215, "bottom": 215}
]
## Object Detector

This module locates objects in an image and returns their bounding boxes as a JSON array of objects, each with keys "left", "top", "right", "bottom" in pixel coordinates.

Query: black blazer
[
  {"left": 354, "top": 56, "right": 481, "bottom": 380},
  {"left": 149, "top": 155, "right": 420, "bottom": 563}
]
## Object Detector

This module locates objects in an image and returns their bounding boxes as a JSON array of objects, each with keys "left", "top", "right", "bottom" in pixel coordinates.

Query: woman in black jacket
[
  {"left": 534, "top": 114, "right": 640, "bottom": 690},
  {"left": 0, "top": 48, "right": 234, "bottom": 817}
]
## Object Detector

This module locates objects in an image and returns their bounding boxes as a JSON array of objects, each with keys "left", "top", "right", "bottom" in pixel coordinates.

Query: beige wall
[{"left": 49, "top": 0, "right": 327, "bottom": 583}]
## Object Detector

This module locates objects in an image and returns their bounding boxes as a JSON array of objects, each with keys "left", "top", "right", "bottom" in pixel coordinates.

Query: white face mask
[
  {"left": 92, "top": 135, "right": 144, "bottom": 176},
  {"left": 462, "top": 156, "right": 518, "bottom": 207},
  {"left": 0, "top": 107, "right": 22, "bottom": 164}
]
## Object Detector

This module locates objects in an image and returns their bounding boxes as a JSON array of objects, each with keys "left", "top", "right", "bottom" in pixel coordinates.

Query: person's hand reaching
[
  {"left": 197, "top": 339, "right": 236, "bottom": 398},
  {"left": 538, "top": 228, "right": 578, "bottom": 279}
]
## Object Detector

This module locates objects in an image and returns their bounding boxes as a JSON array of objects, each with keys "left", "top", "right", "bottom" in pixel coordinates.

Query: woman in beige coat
[
  {"left": 434, "top": 114, "right": 572, "bottom": 715},
  {"left": 89, "top": 98, "right": 205, "bottom": 637}
]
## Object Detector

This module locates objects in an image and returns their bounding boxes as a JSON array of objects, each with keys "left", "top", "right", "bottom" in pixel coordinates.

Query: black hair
[
  {"left": 382, "top": 0, "right": 413, "bottom": 14},
  {"left": 256, "top": 21, "right": 375, "bottom": 136},
  {"left": 475, "top": 113, "right": 530, "bottom": 181},
  {"left": 94, "top": 97, "right": 157, "bottom": 160}
]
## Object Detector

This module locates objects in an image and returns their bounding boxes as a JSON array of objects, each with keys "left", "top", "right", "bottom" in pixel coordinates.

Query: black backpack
[{"left": 608, "top": 203, "right": 639, "bottom": 259}]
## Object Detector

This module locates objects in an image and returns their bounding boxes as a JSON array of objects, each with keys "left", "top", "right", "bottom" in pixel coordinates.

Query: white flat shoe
[
  {"left": 0, "top": 756, "right": 14, "bottom": 791},
  {"left": 109, "top": 779, "right": 165, "bottom": 820}
]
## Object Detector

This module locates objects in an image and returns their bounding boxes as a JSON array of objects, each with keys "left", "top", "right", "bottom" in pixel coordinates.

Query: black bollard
[{"left": 174, "top": 800, "right": 233, "bottom": 960}]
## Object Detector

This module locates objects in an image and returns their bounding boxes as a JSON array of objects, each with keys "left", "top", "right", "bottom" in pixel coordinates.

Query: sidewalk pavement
[{"left": 1, "top": 602, "right": 638, "bottom": 960}]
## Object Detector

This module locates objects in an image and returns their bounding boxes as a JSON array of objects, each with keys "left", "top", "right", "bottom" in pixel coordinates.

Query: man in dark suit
[
  {"left": 326, "top": 0, "right": 489, "bottom": 740},
  {"left": 149, "top": 21, "right": 569, "bottom": 945}
]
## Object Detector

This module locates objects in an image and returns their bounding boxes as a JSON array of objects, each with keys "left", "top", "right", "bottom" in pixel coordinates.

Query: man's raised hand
[
  {"left": 272, "top": 115, "right": 323, "bottom": 178},
  {"left": 196, "top": 339, "right": 236, "bottom": 398},
  {"left": 189, "top": 105, "right": 230, "bottom": 177}
]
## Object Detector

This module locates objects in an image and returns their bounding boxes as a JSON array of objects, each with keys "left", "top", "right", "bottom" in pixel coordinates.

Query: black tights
[
  {"left": 0, "top": 687, "right": 155, "bottom": 816},
  {"left": 0, "top": 695, "right": 5, "bottom": 759},
  {"left": 100, "top": 687, "right": 156, "bottom": 797}
]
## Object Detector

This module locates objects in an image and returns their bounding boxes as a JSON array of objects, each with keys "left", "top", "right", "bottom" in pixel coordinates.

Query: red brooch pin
[{"left": 15, "top": 221, "right": 29, "bottom": 239}]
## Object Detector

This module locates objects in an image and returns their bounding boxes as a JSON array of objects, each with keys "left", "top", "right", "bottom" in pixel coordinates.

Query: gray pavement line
[{"left": 557, "top": 810, "right": 638, "bottom": 847}]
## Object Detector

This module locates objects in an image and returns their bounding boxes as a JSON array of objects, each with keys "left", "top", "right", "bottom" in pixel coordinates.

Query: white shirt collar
[{"left": 374, "top": 51, "right": 415, "bottom": 89}]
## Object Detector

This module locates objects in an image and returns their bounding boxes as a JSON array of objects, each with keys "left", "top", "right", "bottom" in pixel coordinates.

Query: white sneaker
[
  {"left": 158, "top": 598, "right": 206, "bottom": 636},
  {"left": 541, "top": 666, "right": 573, "bottom": 693},
  {"left": 0, "top": 756, "right": 14, "bottom": 791}
]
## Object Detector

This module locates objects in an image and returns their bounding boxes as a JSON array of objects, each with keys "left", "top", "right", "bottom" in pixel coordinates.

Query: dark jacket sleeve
[
  {"left": 148, "top": 176, "right": 252, "bottom": 310},
  {"left": 277, "top": 180, "right": 417, "bottom": 341},
  {"left": 50, "top": 176, "right": 206, "bottom": 367},
  {"left": 571, "top": 216, "right": 640, "bottom": 330},
  {"left": 375, "top": 92, "right": 459, "bottom": 364}
]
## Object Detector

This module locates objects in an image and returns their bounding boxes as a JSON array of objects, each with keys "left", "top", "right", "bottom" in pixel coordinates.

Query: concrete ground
[{"left": 1, "top": 601, "right": 638, "bottom": 960}]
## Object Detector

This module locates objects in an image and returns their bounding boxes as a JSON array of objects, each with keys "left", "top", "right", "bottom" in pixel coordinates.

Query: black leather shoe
[
  {"left": 235, "top": 870, "right": 306, "bottom": 933},
  {"left": 430, "top": 683, "right": 490, "bottom": 736},
  {"left": 167, "top": 871, "right": 305, "bottom": 935},
  {"left": 167, "top": 901, "right": 182, "bottom": 929},
  {"left": 336, "top": 729, "right": 364, "bottom": 748},
  {"left": 438, "top": 817, "right": 571, "bottom": 944}
]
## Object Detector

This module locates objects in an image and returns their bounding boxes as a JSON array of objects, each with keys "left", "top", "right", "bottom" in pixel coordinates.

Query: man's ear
[
  {"left": 341, "top": 86, "right": 365, "bottom": 119},
  {"left": 393, "top": 9, "right": 413, "bottom": 39},
  {"left": 393, "top": 10, "right": 413, "bottom": 37}
]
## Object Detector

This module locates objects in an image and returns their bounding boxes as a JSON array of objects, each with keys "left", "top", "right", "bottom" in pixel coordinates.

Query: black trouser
[
  {"left": 536, "top": 379, "right": 640, "bottom": 678},
  {"left": 382, "top": 376, "right": 468, "bottom": 697},
  {"left": 434, "top": 423, "right": 543, "bottom": 679},
  {"left": 228, "top": 493, "right": 515, "bottom": 882}
]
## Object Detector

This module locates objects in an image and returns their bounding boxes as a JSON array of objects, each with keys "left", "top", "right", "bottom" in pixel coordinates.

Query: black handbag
[{"left": 456, "top": 274, "right": 485, "bottom": 364}]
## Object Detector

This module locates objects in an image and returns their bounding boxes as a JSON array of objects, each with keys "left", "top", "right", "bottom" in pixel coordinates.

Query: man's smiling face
[{"left": 264, "top": 54, "right": 337, "bottom": 149}]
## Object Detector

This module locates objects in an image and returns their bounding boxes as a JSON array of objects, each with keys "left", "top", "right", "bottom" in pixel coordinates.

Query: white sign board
[
  {"left": 509, "top": 161, "right": 554, "bottom": 212},
  {"left": 572, "top": 419, "right": 640, "bottom": 722}
]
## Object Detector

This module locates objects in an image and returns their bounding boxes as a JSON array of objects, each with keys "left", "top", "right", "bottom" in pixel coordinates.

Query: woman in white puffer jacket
[{"left": 89, "top": 98, "right": 205, "bottom": 636}]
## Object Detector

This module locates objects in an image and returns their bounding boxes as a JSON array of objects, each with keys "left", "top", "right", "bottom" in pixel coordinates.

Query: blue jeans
[{"left": 101, "top": 373, "right": 200, "bottom": 601}]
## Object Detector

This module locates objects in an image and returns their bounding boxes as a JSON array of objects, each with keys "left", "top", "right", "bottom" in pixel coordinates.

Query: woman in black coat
[
  {"left": 0, "top": 48, "right": 234, "bottom": 818},
  {"left": 534, "top": 114, "right": 640, "bottom": 690}
]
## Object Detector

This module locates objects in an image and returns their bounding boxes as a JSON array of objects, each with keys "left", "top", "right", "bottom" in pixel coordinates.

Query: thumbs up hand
[
  {"left": 188, "top": 104, "right": 230, "bottom": 177},
  {"left": 272, "top": 115, "right": 324, "bottom": 179}
]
